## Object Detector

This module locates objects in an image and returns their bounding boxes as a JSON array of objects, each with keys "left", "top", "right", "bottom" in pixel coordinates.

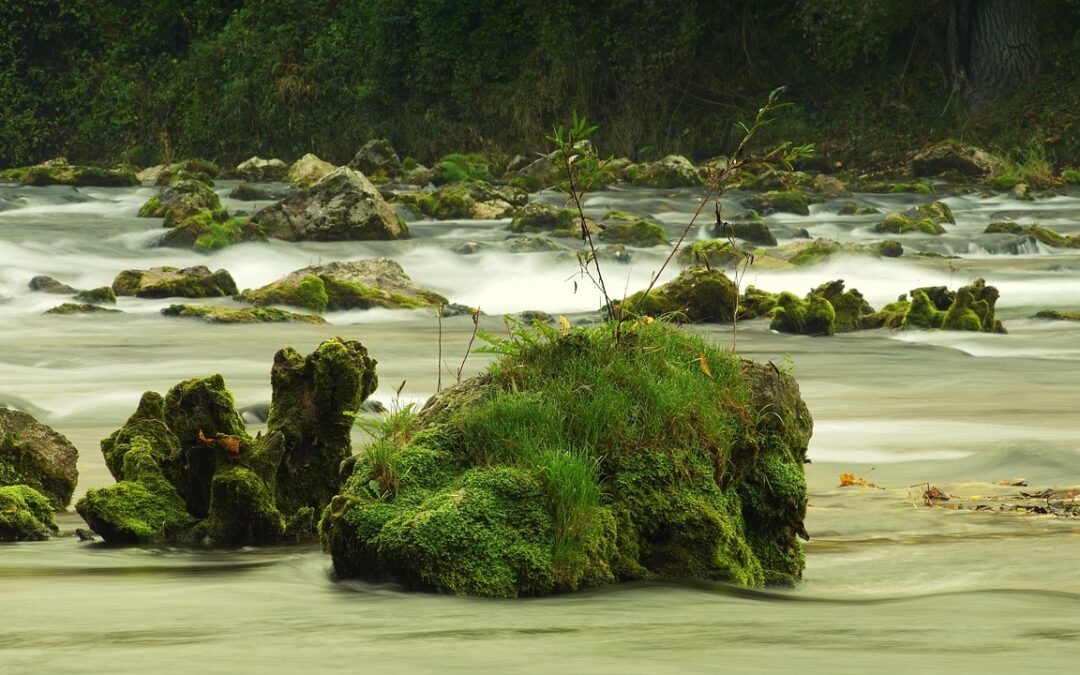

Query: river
[{"left": 1, "top": 179, "right": 1079, "bottom": 673}]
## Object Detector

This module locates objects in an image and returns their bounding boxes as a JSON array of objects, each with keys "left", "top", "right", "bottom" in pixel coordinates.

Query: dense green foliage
[{"left": 2, "top": 0, "right": 1078, "bottom": 167}]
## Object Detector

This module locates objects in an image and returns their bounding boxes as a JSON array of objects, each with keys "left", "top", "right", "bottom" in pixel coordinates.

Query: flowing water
[{"left": 1, "top": 180, "right": 1079, "bottom": 673}]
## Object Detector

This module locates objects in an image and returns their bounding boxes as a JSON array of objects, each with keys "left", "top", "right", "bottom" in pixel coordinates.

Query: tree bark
[{"left": 963, "top": 0, "right": 1040, "bottom": 114}]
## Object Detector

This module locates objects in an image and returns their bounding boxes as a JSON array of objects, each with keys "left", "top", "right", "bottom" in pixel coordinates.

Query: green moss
[
  {"left": 246, "top": 275, "right": 329, "bottom": 312},
  {"left": 73, "top": 286, "right": 117, "bottom": 304},
  {"left": 207, "top": 466, "right": 286, "bottom": 544},
  {"left": 1033, "top": 309, "right": 1080, "bottom": 321},
  {"left": 0, "top": 485, "right": 58, "bottom": 541},
  {"left": 615, "top": 269, "right": 737, "bottom": 322},
  {"left": 597, "top": 219, "right": 667, "bottom": 247},
  {"left": 742, "top": 190, "right": 813, "bottom": 216},
  {"left": 322, "top": 321, "right": 810, "bottom": 595},
  {"left": 44, "top": 303, "right": 122, "bottom": 315},
  {"left": 1063, "top": 169, "right": 1080, "bottom": 185},
  {"left": 902, "top": 290, "right": 945, "bottom": 329},
  {"left": 322, "top": 277, "right": 433, "bottom": 310},
  {"left": 0, "top": 429, "right": 75, "bottom": 509},
  {"left": 874, "top": 212, "right": 945, "bottom": 235},
  {"left": 509, "top": 203, "right": 577, "bottom": 233},
  {"left": 676, "top": 239, "right": 743, "bottom": 269},
  {"left": 837, "top": 203, "right": 879, "bottom": 215},
  {"left": 859, "top": 180, "right": 934, "bottom": 194},
  {"left": 987, "top": 174, "right": 1020, "bottom": 190},
  {"left": 769, "top": 292, "right": 836, "bottom": 336},
  {"left": 160, "top": 304, "right": 326, "bottom": 324},
  {"left": 229, "top": 183, "right": 271, "bottom": 200},
  {"left": 861, "top": 300, "right": 910, "bottom": 330},
  {"left": 789, "top": 239, "right": 842, "bottom": 266},
  {"left": 433, "top": 153, "right": 491, "bottom": 184}
]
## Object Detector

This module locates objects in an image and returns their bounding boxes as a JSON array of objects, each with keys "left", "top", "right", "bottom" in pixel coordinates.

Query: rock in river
[{"left": 0, "top": 408, "right": 79, "bottom": 509}]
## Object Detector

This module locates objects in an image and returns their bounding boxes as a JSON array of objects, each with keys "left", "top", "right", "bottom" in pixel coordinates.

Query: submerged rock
[
  {"left": 250, "top": 167, "right": 407, "bottom": 241},
  {"left": 159, "top": 211, "right": 268, "bottom": 251},
  {"left": 137, "top": 179, "right": 222, "bottom": 226},
  {"left": 0, "top": 409, "right": 80, "bottom": 509},
  {"left": 984, "top": 222, "right": 1080, "bottom": 248},
  {"left": 320, "top": 322, "right": 812, "bottom": 596},
  {"left": 713, "top": 218, "right": 777, "bottom": 246},
  {"left": 76, "top": 338, "right": 377, "bottom": 545},
  {"left": 44, "top": 303, "right": 122, "bottom": 315},
  {"left": 508, "top": 203, "right": 577, "bottom": 233},
  {"left": 1033, "top": 310, "right": 1080, "bottom": 321},
  {"left": 112, "top": 266, "right": 238, "bottom": 299},
  {"left": 597, "top": 219, "right": 667, "bottom": 247},
  {"left": 228, "top": 183, "right": 273, "bottom": 201},
  {"left": 235, "top": 156, "right": 288, "bottom": 182},
  {"left": 287, "top": 153, "right": 336, "bottom": 188},
  {"left": 0, "top": 485, "right": 58, "bottom": 541},
  {"left": 2, "top": 159, "right": 138, "bottom": 187},
  {"left": 239, "top": 258, "right": 446, "bottom": 312},
  {"left": 161, "top": 304, "right": 327, "bottom": 325},
  {"left": 28, "top": 275, "right": 76, "bottom": 294}
]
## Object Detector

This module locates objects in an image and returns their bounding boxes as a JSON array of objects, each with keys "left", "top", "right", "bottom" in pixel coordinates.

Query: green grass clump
[
  {"left": 434, "top": 153, "right": 491, "bottom": 184},
  {"left": 323, "top": 319, "right": 812, "bottom": 595}
]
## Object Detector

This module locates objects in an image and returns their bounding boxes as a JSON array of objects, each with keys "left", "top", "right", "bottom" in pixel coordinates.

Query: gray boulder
[
  {"left": 251, "top": 167, "right": 408, "bottom": 241},
  {"left": 349, "top": 139, "right": 402, "bottom": 177}
]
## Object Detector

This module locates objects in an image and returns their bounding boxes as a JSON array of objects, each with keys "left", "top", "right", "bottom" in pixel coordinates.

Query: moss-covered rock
[
  {"left": 597, "top": 219, "right": 667, "bottom": 247},
  {"left": 614, "top": 269, "right": 737, "bottom": 322},
  {"left": 861, "top": 300, "right": 911, "bottom": 330},
  {"left": 506, "top": 237, "right": 563, "bottom": 253},
  {"left": 412, "top": 181, "right": 526, "bottom": 220},
  {"left": 76, "top": 338, "right": 376, "bottom": 545},
  {"left": 267, "top": 339, "right": 377, "bottom": 516},
  {"left": 857, "top": 180, "right": 934, "bottom": 194},
  {"left": 984, "top": 222, "right": 1080, "bottom": 248},
  {"left": 73, "top": 286, "right": 116, "bottom": 304},
  {"left": 161, "top": 304, "right": 327, "bottom": 324},
  {"left": 5, "top": 158, "right": 138, "bottom": 187},
  {"left": 767, "top": 280, "right": 875, "bottom": 336},
  {"left": 159, "top": 211, "right": 268, "bottom": 251},
  {"left": 630, "top": 155, "right": 702, "bottom": 188},
  {"left": 251, "top": 167, "right": 407, "bottom": 241},
  {"left": 837, "top": 203, "right": 880, "bottom": 216},
  {"left": 741, "top": 190, "right": 816, "bottom": 216},
  {"left": 28, "top": 275, "right": 76, "bottom": 294},
  {"left": 349, "top": 139, "right": 402, "bottom": 178},
  {"left": 1062, "top": 169, "right": 1080, "bottom": 185},
  {"left": 1033, "top": 309, "right": 1080, "bottom": 321},
  {"left": 0, "top": 485, "right": 59, "bottom": 541},
  {"left": 713, "top": 218, "right": 777, "bottom": 246},
  {"left": 137, "top": 179, "right": 222, "bottom": 225},
  {"left": 899, "top": 279, "right": 1004, "bottom": 333},
  {"left": 321, "top": 321, "right": 812, "bottom": 596},
  {"left": 874, "top": 202, "right": 953, "bottom": 235},
  {"left": 43, "top": 303, "right": 123, "bottom": 315},
  {"left": 112, "top": 265, "right": 238, "bottom": 299},
  {"left": 508, "top": 202, "right": 577, "bottom": 233},
  {"left": 239, "top": 258, "right": 446, "bottom": 313},
  {"left": 911, "top": 140, "right": 1002, "bottom": 178},
  {"left": 0, "top": 409, "right": 79, "bottom": 509}
]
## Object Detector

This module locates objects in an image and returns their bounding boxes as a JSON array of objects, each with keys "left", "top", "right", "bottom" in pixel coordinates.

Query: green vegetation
[
  {"left": 2, "top": 2, "right": 1077, "bottom": 168},
  {"left": 0, "top": 485, "right": 59, "bottom": 541},
  {"left": 321, "top": 319, "right": 812, "bottom": 595}
]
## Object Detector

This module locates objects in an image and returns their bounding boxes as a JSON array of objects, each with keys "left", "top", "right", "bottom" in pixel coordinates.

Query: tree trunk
[{"left": 963, "top": 0, "right": 1040, "bottom": 114}]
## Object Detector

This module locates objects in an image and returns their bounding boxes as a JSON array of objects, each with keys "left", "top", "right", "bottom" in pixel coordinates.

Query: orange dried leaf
[
  {"left": 221, "top": 437, "right": 241, "bottom": 454},
  {"left": 698, "top": 353, "right": 713, "bottom": 379},
  {"left": 839, "top": 472, "right": 877, "bottom": 488}
]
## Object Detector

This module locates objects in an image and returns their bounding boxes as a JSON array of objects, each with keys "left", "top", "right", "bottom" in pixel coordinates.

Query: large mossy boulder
[
  {"left": 287, "top": 153, "right": 336, "bottom": 188},
  {"left": 3, "top": 158, "right": 138, "bottom": 187},
  {"left": 0, "top": 409, "right": 79, "bottom": 509},
  {"left": 349, "top": 139, "right": 402, "bottom": 178},
  {"left": 411, "top": 181, "right": 527, "bottom": 220},
  {"left": 741, "top": 191, "right": 817, "bottom": 216},
  {"left": 137, "top": 179, "right": 222, "bottom": 225},
  {"left": 250, "top": 167, "right": 407, "bottom": 241},
  {"left": 239, "top": 258, "right": 447, "bottom": 313},
  {"left": 112, "top": 266, "right": 238, "bottom": 299},
  {"left": 899, "top": 278, "right": 1004, "bottom": 333},
  {"left": 235, "top": 156, "right": 288, "bottom": 182},
  {"left": 320, "top": 321, "right": 812, "bottom": 596},
  {"left": 614, "top": 269, "right": 737, "bottom": 323},
  {"left": 911, "top": 140, "right": 1001, "bottom": 178},
  {"left": 0, "top": 485, "right": 59, "bottom": 541},
  {"left": 75, "top": 338, "right": 377, "bottom": 545}
]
